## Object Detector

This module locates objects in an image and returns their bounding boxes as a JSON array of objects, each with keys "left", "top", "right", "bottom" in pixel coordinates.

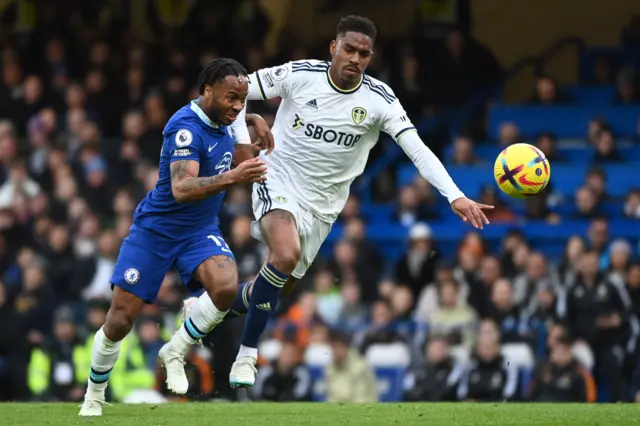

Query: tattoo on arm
[
  {"left": 170, "top": 160, "right": 190, "bottom": 181},
  {"left": 170, "top": 160, "right": 231, "bottom": 202}
]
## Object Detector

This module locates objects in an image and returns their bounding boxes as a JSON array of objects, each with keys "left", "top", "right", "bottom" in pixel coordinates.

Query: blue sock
[
  {"left": 225, "top": 281, "right": 253, "bottom": 319},
  {"left": 241, "top": 264, "right": 287, "bottom": 348}
]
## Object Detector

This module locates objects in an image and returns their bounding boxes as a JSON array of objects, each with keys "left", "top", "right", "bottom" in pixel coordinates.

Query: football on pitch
[{"left": 494, "top": 143, "right": 551, "bottom": 198}]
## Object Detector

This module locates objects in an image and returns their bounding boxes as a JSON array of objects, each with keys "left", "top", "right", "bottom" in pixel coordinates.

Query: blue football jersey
[{"left": 133, "top": 100, "right": 234, "bottom": 238}]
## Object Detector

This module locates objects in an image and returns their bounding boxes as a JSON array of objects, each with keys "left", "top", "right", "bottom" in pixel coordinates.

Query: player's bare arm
[{"left": 170, "top": 157, "right": 266, "bottom": 203}]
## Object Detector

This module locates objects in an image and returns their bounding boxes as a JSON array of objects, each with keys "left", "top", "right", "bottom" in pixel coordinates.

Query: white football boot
[
  {"left": 78, "top": 396, "right": 110, "bottom": 416},
  {"left": 229, "top": 356, "right": 258, "bottom": 388}
]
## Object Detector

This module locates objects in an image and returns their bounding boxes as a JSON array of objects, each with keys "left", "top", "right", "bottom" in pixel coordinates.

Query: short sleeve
[
  {"left": 380, "top": 100, "right": 418, "bottom": 142},
  {"left": 248, "top": 62, "right": 293, "bottom": 100},
  {"left": 164, "top": 125, "right": 203, "bottom": 163}
]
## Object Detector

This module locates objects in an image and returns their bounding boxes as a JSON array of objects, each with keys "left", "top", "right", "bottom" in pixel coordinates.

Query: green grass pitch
[{"left": 2, "top": 402, "right": 640, "bottom": 425}]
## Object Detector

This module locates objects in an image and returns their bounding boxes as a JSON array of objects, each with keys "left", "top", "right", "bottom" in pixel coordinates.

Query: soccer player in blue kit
[{"left": 79, "top": 58, "right": 274, "bottom": 416}]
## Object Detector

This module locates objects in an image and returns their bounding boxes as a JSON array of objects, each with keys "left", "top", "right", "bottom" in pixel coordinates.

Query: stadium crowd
[{"left": 0, "top": 0, "right": 639, "bottom": 405}]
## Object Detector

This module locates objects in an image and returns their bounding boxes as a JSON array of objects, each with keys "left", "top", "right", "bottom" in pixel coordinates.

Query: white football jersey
[{"left": 247, "top": 60, "right": 416, "bottom": 223}]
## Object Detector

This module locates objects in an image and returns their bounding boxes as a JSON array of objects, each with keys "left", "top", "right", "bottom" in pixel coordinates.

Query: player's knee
[
  {"left": 270, "top": 246, "right": 301, "bottom": 274},
  {"left": 103, "top": 307, "right": 134, "bottom": 341}
]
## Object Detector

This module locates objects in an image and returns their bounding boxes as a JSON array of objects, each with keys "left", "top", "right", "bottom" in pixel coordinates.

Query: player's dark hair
[
  {"left": 336, "top": 15, "right": 377, "bottom": 42},
  {"left": 197, "top": 58, "right": 248, "bottom": 95}
]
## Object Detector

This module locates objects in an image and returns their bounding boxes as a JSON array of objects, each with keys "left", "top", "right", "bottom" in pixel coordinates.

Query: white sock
[
  {"left": 236, "top": 345, "right": 258, "bottom": 360},
  {"left": 87, "top": 327, "right": 122, "bottom": 397},
  {"left": 170, "top": 292, "right": 227, "bottom": 356}
]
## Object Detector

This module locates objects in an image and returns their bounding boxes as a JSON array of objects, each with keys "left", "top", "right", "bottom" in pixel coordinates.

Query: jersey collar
[
  {"left": 326, "top": 67, "right": 363, "bottom": 95},
  {"left": 190, "top": 100, "right": 219, "bottom": 128}
]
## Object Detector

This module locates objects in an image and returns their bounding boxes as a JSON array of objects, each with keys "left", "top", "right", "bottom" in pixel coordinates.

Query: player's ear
[{"left": 330, "top": 40, "right": 336, "bottom": 57}]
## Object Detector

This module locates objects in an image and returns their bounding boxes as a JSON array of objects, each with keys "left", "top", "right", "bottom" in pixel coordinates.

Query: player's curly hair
[
  {"left": 197, "top": 58, "right": 248, "bottom": 94},
  {"left": 336, "top": 15, "right": 377, "bottom": 42}
]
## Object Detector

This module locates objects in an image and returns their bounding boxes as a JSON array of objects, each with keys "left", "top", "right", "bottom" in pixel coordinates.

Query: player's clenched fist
[{"left": 229, "top": 156, "right": 267, "bottom": 183}]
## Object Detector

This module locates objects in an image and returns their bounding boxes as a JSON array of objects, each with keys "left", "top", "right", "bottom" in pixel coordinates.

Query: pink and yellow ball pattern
[{"left": 494, "top": 143, "right": 551, "bottom": 198}]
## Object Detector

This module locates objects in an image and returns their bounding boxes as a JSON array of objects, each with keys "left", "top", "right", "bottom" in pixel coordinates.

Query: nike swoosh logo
[{"left": 208, "top": 143, "right": 218, "bottom": 152}]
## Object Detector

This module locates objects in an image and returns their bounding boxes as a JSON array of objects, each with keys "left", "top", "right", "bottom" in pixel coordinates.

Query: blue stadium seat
[
  {"left": 322, "top": 219, "right": 640, "bottom": 261},
  {"left": 562, "top": 86, "right": 616, "bottom": 104},
  {"left": 488, "top": 105, "right": 640, "bottom": 139},
  {"left": 398, "top": 164, "right": 637, "bottom": 198},
  {"left": 443, "top": 145, "right": 640, "bottom": 165}
]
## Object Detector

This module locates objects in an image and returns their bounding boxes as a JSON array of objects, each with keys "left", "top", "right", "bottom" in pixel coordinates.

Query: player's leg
[
  {"left": 159, "top": 232, "right": 239, "bottom": 394},
  {"left": 80, "top": 231, "right": 170, "bottom": 416}
]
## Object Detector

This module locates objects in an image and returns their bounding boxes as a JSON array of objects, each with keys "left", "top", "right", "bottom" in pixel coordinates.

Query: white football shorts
[{"left": 251, "top": 179, "right": 332, "bottom": 279}]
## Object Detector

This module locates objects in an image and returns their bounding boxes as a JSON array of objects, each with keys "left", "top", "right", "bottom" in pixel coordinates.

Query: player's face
[
  {"left": 330, "top": 31, "right": 373, "bottom": 82},
  {"left": 203, "top": 75, "right": 249, "bottom": 125}
]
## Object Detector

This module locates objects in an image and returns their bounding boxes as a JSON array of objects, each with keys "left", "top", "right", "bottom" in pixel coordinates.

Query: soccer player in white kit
[
  {"left": 169, "top": 16, "right": 493, "bottom": 390},
  {"left": 222, "top": 15, "right": 494, "bottom": 388}
]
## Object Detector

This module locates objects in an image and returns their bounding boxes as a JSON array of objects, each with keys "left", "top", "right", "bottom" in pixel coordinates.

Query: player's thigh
[
  {"left": 251, "top": 181, "right": 302, "bottom": 254},
  {"left": 110, "top": 230, "right": 174, "bottom": 304},
  {"left": 291, "top": 215, "right": 333, "bottom": 279},
  {"left": 176, "top": 230, "right": 238, "bottom": 292}
]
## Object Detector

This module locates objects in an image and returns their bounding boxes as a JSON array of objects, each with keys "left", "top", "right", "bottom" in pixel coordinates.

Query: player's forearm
[
  {"left": 398, "top": 132, "right": 465, "bottom": 203},
  {"left": 234, "top": 143, "right": 256, "bottom": 164},
  {"left": 172, "top": 173, "right": 236, "bottom": 203}
]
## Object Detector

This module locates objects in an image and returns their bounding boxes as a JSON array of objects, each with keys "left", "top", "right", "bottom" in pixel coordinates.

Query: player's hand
[
  {"left": 229, "top": 156, "right": 267, "bottom": 183},
  {"left": 451, "top": 197, "right": 494, "bottom": 229},
  {"left": 247, "top": 113, "right": 275, "bottom": 154}
]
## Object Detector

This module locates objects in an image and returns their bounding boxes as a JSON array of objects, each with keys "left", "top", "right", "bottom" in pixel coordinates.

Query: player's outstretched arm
[
  {"left": 170, "top": 158, "right": 266, "bottom": 203},
  {"left": 398, "top": 131, "right": 493, "bottom": 229}
]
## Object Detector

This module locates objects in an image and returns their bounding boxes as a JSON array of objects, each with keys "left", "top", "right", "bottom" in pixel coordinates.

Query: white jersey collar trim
[{"left": 190, "top": 100, "right": 219, "bottom": 128}]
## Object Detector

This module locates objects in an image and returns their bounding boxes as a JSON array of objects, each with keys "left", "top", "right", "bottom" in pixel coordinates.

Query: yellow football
[{"left": 494, "top": 143, "right": 551, "bottom": 198}]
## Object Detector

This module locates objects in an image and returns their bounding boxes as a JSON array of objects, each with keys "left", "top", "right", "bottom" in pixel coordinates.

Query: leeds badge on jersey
[
  {"left": 175, "top": 129, "right": 193, "bottom": 147},
  {"left": 124, "top": 268, "right": 140, "bottom": 285},
  {"left": 352, "top": 107, "right": 367, "bottom": 125},
  {"left": 271, "top": 66, "right": 288, "bottom": 81}
]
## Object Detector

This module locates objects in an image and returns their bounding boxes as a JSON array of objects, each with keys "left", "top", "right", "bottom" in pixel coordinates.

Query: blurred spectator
[
  {"left": 587, "top": 218, "right": 611, "bottom": 268},
  {"left": 529, "top": 76, "right": 572, "bottom": 105},
  {"left": 584, "top": 167, "right": 609, "bottom": 203},
  {"left": 573, "top": 186, "right": 602, "bottom": 219},
  {"left": 392, "top": 185, "right": 438, "bottom": 227},
  {"left": 479, "top": 186, "right": 516, "bottom": 223},
  {"left": 485, "top": 278, "right": 524, "bottom": 343},
  {"left": 253, "top": 342, "right": 311, "bottom": 402},
  {"left": 229, "top": 215, "right": 263, "bottom": 283},
  {"left": 627, "top": 263, "right": 640, "bottom": 319},
  {"left": 457, "top": 320, "right": 518, "bottom": 401},
  {"left": 565, "top": 250, "right": 628, "bottom": 401},
  {"left": 395, "top": 222, "right": 438, "bottom": 300},
  {"left": 621, "top": 15, "right": 640, "bottom": 50},
  {"left": 513, "top": 252, "right": 558, "bottom": 310},
  {"left": 613, "top": 67, "right": 640, "bottom": 105},
  {"left": 27, "top": 306, "right": 85, "bottom": 401},
  {"left": 414, "top": 260, "right": 457, "bottom": 322},
  {"left": 404, "top": 336, "right": 464, "bottom": 402},
  {"left": 343, "top": 216, "right": 383, "bottom": 289},
  {"left": 339, "top": 194, "right": 360, "bottom": 223},
  {"left": 330, "top": 238, "right": 379, "bottom": 303},
  {"left": 450, "top": 135, "right": 481, "bottom": 165},
  {"left": 624, "top": 189, "right": 640, "bottom": 219},
  {"left": 535, "top": 132, "right": 559, "bottom": 162},
  {"left": 593, "top": 129, "right": 622, "bottom": 163},
  {"left": 557, "top": 237, "right": 587, "bottom": 290},
  {"left": 337, "top": 279, "right": 368, "bottom": 332},
  {"left": 527, "top": 335, "right": 597, "bottom": 402},
  {"left": 607, "top": 239, "right": 633, "bottom": 289},
  {"left": 497, "top": 122, "right": 522, "bottom": 146},
  {"left": 356, "top": 299, "right": 407, "bottom": 353},
  {"left": 325, "top": 331, "right": 378, "bottom": 403},
  {"left": 313, "top": 269, "right": 342, "bottom": 326},
  {"left": 521, "top": 283, "right": 562, "bottom": 355},
  {"left": 0, "top": 160, "right": 41, "bottom": 210},
  {"left": 427, "top": 279, "right": 478, "bottom": 350},
  {"left": 587, "top": 118, "right": 609, "bottom": 146}
]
